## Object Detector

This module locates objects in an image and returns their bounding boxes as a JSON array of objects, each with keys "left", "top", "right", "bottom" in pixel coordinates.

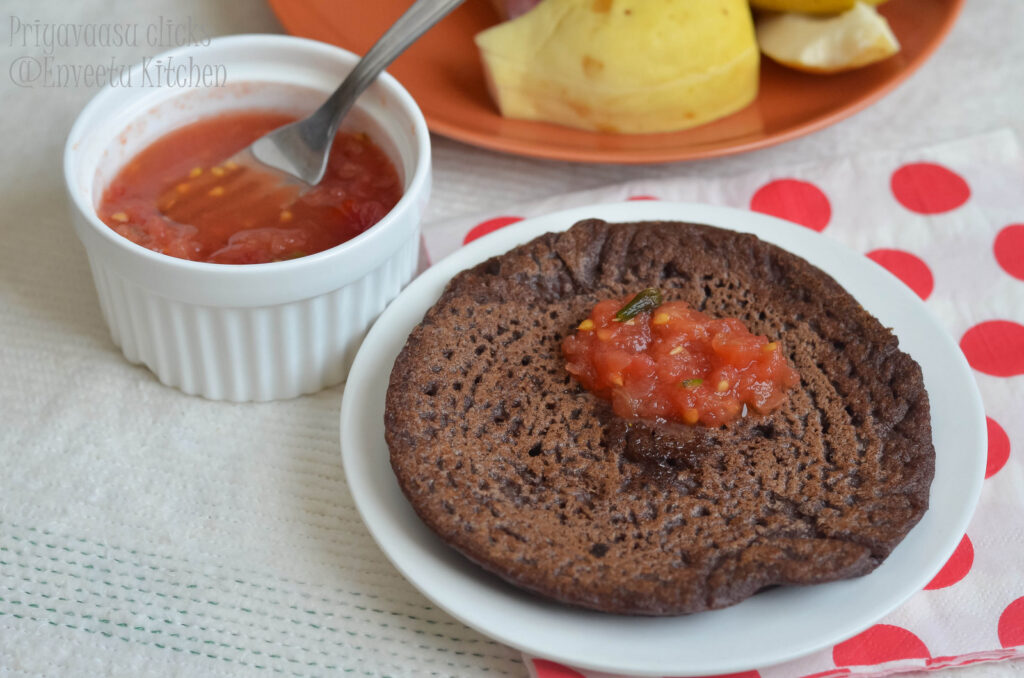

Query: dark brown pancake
[{"left": 384, "top": 219, "right": 934, "bottom": 615}]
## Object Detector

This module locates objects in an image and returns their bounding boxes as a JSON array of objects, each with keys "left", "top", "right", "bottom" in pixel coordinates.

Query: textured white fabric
[{"left": 2, "top": 0, "right": 1023, "bottom": 677}]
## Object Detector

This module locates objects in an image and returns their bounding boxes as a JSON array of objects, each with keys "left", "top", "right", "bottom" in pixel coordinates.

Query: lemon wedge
[
  {"left": 756, "top": 2, "right": 900, "bottom": 74},
  {"left": 750, "top": 0, "right": 884, "bottom": 13}
]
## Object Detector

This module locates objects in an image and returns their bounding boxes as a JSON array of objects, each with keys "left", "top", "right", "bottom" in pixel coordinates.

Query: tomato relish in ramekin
[
  {"left": 98, "top": 111, "right": 404, "bottom": 265},
  {"left": 64, "top": 35, "right": 431, "bottom": 401}
]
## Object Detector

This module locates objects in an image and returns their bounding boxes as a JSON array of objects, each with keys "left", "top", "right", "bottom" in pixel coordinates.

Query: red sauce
[
  {"left": 98, "top": 111, "right": 403, "bottom": 264},
  {"left": 562, "top": 294, "right": 800, "bottom": 427}
]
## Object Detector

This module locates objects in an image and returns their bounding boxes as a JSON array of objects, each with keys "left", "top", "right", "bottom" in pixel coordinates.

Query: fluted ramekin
[{"left": 64, "top": 35, "right": 431, "bottom": 401}]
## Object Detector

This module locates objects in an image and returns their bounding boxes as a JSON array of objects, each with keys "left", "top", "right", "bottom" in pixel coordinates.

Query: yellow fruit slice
[
  {"left": 750, "top": 0, "right": 884, "bottom": 14},
  {"left": 474, "top": 0, "right": 759, "bottom": 134},
  {"left": 756, "top": 2, "right": 900, "bottom": 74}
]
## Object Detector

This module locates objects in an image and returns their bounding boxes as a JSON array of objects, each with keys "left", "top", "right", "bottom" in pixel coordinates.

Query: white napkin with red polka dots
[{"left": 419, "top": 129, "right": 1024, "bottom": 678}]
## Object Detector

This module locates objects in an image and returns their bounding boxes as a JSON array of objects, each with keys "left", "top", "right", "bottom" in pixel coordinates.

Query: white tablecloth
[{"left": 2, "top": 1, "right": 1023, "bottom": 677}]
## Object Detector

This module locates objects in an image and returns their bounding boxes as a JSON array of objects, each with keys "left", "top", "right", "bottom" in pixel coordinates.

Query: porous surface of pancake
[{"left": 385, "top": 220, "right": 934, "bottom": 615}]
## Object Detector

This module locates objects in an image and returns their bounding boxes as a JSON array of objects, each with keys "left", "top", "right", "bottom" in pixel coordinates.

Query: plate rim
[
  {"left": 270, "top": 0, "right": 965, "bottom": 164},
  {"left": 339, "top": 201, "right": 986, "bottom": 675}
]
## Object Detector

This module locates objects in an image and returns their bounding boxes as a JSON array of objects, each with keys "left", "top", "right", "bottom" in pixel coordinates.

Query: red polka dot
[
  {"left": 994, "top": 224, "right": 1024, "bottom": 281},
  {"left": 960, "top": 321, "right": 1024, "bottom": 377},
  {"left": 866, "top": 249, "right": 935, "bottom": 300},
  {"left": 532, "top": 659, "right": 585, "bottom": 678},
  {"left": 628, "top": 195, "right": 659, "bottom": 201},
  {"left": 463, "top": 216, "right": 524, "bottom": 245},
  {"left": 833, "top": 624, "right": 931, "bottom": 666},
  {"left": 986, "top": 417, "right": 1011, "bottom": 478},
  {"left": 998, "top": 596, "right": 1024, "bottom": 648},
  {"left": 924, "top": 534, "right": 974, "bottom": 590},
  {"left": 750, "top": 179, "right": 831, "bottom": 232},
  {"left": 891, "top": 162, "right": 970, "bottom": 214}
]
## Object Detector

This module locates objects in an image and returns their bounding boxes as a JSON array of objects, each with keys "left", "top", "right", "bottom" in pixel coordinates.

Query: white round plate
[{"left": 339, "top": 202, "right": 986, "bottom": 676}]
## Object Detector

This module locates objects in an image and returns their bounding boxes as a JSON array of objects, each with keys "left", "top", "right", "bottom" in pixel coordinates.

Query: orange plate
[{"left": 268, "top": 0, "right": 963, "bottom": 164}]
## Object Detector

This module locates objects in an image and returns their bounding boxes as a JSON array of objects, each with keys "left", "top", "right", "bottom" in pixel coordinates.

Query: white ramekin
[{"left": 64, "top": 35, "right": 431, "bottom": 401}]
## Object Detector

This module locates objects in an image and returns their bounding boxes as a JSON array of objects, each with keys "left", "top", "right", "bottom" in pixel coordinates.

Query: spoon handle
[
  {"left": 246, "top": 0, "right": 465, "bottom": 185},
  {"left": 309, "top": 0, "right": 466, "bottom": 147}
]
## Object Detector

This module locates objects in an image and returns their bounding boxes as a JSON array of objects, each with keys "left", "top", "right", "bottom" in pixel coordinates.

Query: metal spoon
[{"left": 241, "top": 0, "right": 464, "bottom": 186}]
